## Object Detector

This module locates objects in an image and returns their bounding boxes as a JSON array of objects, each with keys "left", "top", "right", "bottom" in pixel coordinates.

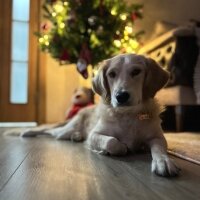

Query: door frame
[
  {"left": 36, "top": 0, "right": 46, "bottom": 124},
  {"left": 0, "top": 0, "right": 46, "bottom": 124}
]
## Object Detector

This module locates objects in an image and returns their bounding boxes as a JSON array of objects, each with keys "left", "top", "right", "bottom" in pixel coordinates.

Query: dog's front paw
[
  {"left": 151, "top": 156, "right": 180, "bottom": 177},
  {"left": 106, "top": 138, "right": 128, "bottom": 156}
]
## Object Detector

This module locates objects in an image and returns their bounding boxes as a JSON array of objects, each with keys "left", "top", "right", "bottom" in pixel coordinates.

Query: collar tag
[{"left": 138, "top": 114, "right": 150, "bottom": 120}]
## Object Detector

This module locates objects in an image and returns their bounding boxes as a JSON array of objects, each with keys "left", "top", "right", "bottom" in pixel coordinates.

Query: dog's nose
[{"left": 116, "top": 91, "right": 130, "bottom": 104}]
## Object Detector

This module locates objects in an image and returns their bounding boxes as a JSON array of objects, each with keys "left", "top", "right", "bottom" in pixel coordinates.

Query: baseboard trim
[{"left": 0, "top": 122, "right": 37, "bottom": 127}]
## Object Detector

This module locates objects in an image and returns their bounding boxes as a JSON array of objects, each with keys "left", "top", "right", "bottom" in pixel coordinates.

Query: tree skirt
[{"left": 165, "top": 132, "right": 200, "bottom": 165}]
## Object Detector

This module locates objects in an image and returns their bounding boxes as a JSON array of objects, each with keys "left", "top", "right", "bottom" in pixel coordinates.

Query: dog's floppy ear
[
  {"left": 92, "top": 60, "right": 111, "bottom": 104},
  {"left": 143, "top": 57, "right": 169, "bottom": 99}
]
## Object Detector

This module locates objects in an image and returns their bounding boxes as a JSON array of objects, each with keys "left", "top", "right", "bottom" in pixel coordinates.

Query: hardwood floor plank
[
  {"left": 0, "top": 139, "right": 160, "bottom": 200},
  {"left": 0, "top": 135, "right": 33, "bottom": 190},
  {"left": 71, "top": 145, "right": 161, "bottom": 200},
  {"left": 109, "top": 153, "right": 200, "bottom": 200},
  {"left": 0, "top": 134, "right": 199, "bottom": 200}
]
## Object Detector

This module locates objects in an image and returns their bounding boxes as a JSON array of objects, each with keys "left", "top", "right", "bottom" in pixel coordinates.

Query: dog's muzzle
[{"left": 115, "top": 91, "right": 130, "bottom": 105}]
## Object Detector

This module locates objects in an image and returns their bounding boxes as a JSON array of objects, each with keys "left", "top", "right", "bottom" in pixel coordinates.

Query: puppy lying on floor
[{"left": 7, "top": 54, "right": 180, "bottom": 177}]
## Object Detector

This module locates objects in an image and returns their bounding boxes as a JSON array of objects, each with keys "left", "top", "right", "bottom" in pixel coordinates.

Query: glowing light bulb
[
  {"left": 39, "top": 38, "right": 44, "bottom": 43},
  {"left": 45, "top": 41, "right": 49, "bottom": 46},
  {"left": 114, "top": 40, "right": 121, "bottom": 47},
  {"left": 111, "top": 8, "right": 117, "bottom": 15},
  {"left": 125, "top": 26, "right": 133, "bottom": 34},
  {"left": 63, "top": 1, "right": 68, "bottom": 6},
  {"left": 60, "top": 22, "right": 65, "bottom": 29},
  {"left": 124, "top": 30, "right": 128, "bottom": 36},
  {"left": 120, "top": 14, "right": 127, "bottom": 20},
  {"left": 116, "top": 30, "right": 120, "bottom": 35},
  {"left": 124, "top": 36, "right": 129, "bottom": 40},
  {"left": 54, "top": 3, "right": 64, "bottom": 13},
  {"left": 130, "top": 39, "right": 139, "bottom": 49},
  {"left": 52, "top": 12, "right": 56, "bottom": 17},
  {"left": 44, "top": 35, "right": 48, "bottom": 40}
]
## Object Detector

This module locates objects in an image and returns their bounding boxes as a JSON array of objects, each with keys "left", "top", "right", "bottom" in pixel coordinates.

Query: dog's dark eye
[
  {"left": 108, "top": 71, "right": 116, "bottom": 78},
  {"left": 131, "top": 69, "right": 141, "bottom": 77}
]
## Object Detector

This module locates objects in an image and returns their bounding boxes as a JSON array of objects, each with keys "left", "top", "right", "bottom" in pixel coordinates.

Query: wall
[
  {"left": 45, "top": 56, "right": 79, "bottom": 123},
  {"left": 45, "top": 0, "right": 200, "bottom": 123},
  {"left": 45, "top": 56, "right": 93, "bottom": 123},
  {"left": 132, "top": 0, "right": 200, "bottom": 42}
]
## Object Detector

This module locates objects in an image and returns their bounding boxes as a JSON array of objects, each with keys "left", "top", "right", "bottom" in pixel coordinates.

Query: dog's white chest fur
[{"left": 98, "top": 108, "right": 144, "bottom": 150}]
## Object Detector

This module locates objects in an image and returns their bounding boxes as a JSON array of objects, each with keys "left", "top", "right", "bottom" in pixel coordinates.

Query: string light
[
  {"left": 45, "top": 41, "right": 49, "bottom": 46},
  {"left": 125, "top": 26, "right": 133, "bottom": 34},
  {"left": 116, "top": 30, "right": 120, "bottom": 35},
  {"left": 90, "top": 33, "right": 100, "bottom": 47},
  {"left": 36, "top": 0, "right": 143, "bottom": 68},
  {"left": 53, "top": 3, "right": 64, "bottom": 13},
  {"left": 63, "top": 1, "right": 68, "bottom": 6},
  {"left": 44, "top": 35, "right": 49, "bottom": 40},
  {"left": 114, "top": 40, "right": 121, "bottom": 47},
  {"left": 130, "top": 39, "right": 139, "bottom": 49},
  {"left": 124, "top": 36, "right": 129, "bottom": 40},
  {"left": 52, "top": 12, "right": 56, "bottom": 17},
  {"left": 124, "top": 30, "right": 129, "bottom": 36},
  {"left": 111, "top": 8, "right": 117, "bottom": 15},
  {"left": 39, "top": 38, "right": 44, "bottom": 43},
  {"left": 122, "top": 43, "right": 128, "bottom": 48},
  {"left": 60, "top": 22, "right": 65, "bottom": 29},
  {"left": 120, "top": 14, "right": 127, "bottom": 20}
]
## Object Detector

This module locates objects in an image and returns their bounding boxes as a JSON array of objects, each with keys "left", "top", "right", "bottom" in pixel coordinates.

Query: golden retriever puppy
[{"left": 19, "top": 54, "right": 180, "bottom": 176}]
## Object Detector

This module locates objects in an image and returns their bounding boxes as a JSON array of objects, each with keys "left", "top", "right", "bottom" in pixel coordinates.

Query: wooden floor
[{"left": 0, "top": 129, "right": 200, "bottom": 200}]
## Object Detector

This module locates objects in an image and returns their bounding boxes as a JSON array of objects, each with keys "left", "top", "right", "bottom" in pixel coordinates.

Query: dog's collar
[{"left": 137, "top": 113, "right": 151, "bottom": 120}]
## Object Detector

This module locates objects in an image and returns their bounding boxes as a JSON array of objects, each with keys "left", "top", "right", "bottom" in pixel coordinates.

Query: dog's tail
[
  {"left": 3, "top": 128, "right": 28, "bottom": 137},
  {"left": 3, "top": 123, "right": 64, "bottom": 137}
]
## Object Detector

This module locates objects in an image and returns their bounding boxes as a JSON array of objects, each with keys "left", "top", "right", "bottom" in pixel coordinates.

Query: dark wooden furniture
[{"left": 139, "top": 28, "right": 200, "bottom": 131}]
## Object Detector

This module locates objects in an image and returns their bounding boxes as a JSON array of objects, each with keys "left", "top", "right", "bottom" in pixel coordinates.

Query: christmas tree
[{"left": 37, "top": 0, "right": 144, "bottom": 78}]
